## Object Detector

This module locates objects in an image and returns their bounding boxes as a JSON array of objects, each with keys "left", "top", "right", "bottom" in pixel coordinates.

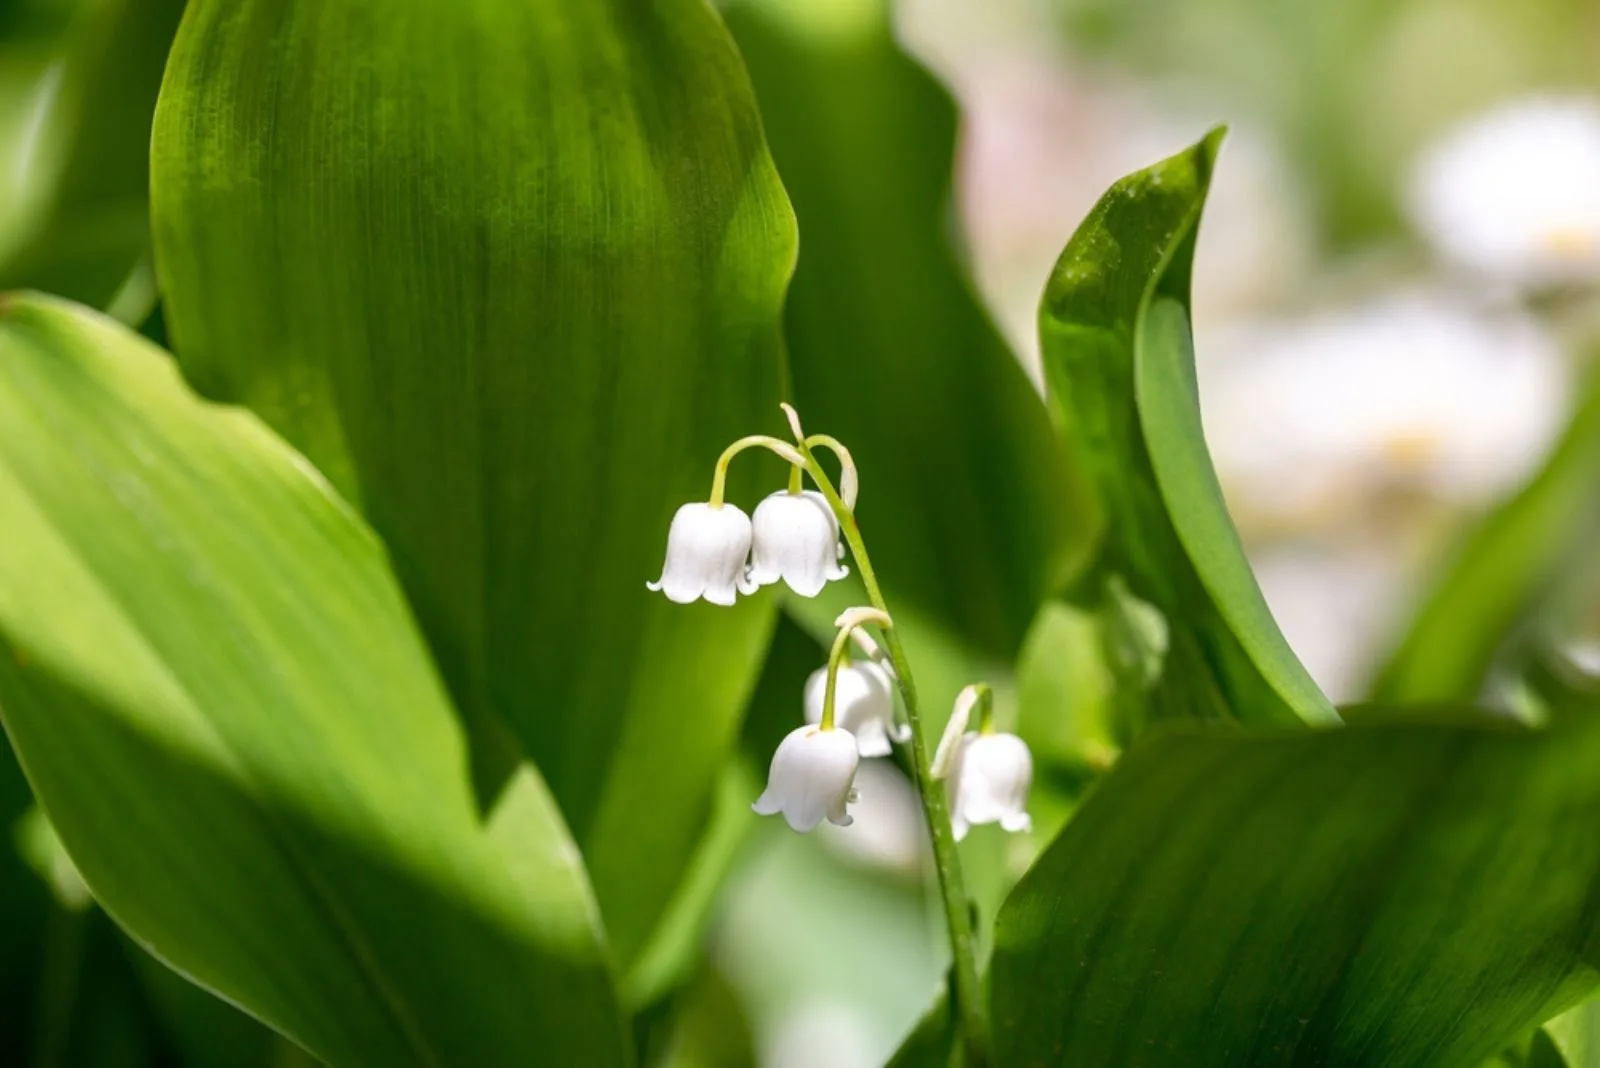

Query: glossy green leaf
[
  {"left": 991, "top": 716, "right": 1600, "bottom": 1067},
  {"left": 726, "top": 0, "right": 1083, "bottom": 658},
  {"left": 150, "top": 0, "right": 794, "bottom": 965},
  {"left": 1038, "top": 130, "right": 1337, "bottom": 732},
  {"left": 0, "top": 0, "right": 183, "bottom": 310},
  {"left": 1373, "top": 370, "right": 1600, "bottom": 703},
  {"left": 0, "top": 294, "right": 628, "bottom": 1066}
]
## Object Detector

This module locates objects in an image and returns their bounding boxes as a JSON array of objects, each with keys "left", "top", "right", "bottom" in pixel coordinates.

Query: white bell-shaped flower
[
  {"left": 803, "top": 660, "right": 908, "bottom": 758},
  {"left": 933, "top": 684, "right": 1032, "bottom": 841},
  {"left": 943, "top": 733, "right": 1033, "bottom": 841},
  {"left": 744, "top": 490, "right": 848, "bottom": 597},
  {"left": 752, "top": 725, "right": 860, "bottom": 832},
  {"left": 646, "top": 502, "right": 752, "bottom": 606}
]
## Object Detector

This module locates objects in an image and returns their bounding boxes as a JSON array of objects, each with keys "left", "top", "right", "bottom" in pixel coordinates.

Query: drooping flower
[
  {"left": 646, "top": 502, "right": 753, "bottom": 606},
  {"left": 804, "top": 659, "right": 908, "bottom": 758},
  {"left": 752, "top": 725, "right": 861, "bottom": 832},
  {"left": 942, "top": 733, "right": 1034, "bottom": 841},
  {"left": 744, "top": 490, "right": 848, "bottom": 598},
  {"left": 1406, "top": 97, "right": 1600, "bottom": 289},
  {"left": 933, "top": 685, "right": 1033, "bottom": 841}
]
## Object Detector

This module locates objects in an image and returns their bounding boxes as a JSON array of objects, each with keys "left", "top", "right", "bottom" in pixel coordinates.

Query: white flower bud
[
  {"left": 945, "top": 732, "right": 1033, "bottom": 842},
  {"left": 752, "top": 725, "right": 860, "bottom": 832},
  {"left": 744, "top": 490, "right": 848, "bottom": 598},
  {"left": 803, "top": 660, "right": 908, "bottom": 758},
  {"left": 646, "top": 502, "right": 752, "bottom": 606}
]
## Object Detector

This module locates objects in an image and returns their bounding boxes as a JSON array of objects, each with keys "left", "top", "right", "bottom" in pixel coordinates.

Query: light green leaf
[
  {"left": 991, "top": 716, "right": 1600, "bottom": 1067},
  {"left": 150, "top": 0, "right": 794, "bottom": 965},
  {"left": 0, "top": 0, "right": 183, "bottom": 310},
  {"left": 1545, "top": 997, "right": 1600, "bottom": 1068},
  {"left": 0, "top": 294, "right": 628, "bottom": 1067},
  {"left": 1038, "top": 130, "right": 1337, "bottom": 732},
  {"left": 1373, "top": 371, "right": 1600, "bottom": 703},
  {"left": 726, "top": 0, "right": 1084, "bottom": 659}
]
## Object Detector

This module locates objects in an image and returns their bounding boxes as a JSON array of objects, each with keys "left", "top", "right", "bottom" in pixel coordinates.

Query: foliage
[{"left": 0, "top": 2, "right": 1595, "bottom": 1066}]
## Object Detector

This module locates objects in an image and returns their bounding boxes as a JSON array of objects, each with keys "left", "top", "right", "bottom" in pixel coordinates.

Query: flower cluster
[
  {"left": 647, "top": 411, "right": 855, "bottom": 607},
  {"left": 649, "top": 406, "right": 1033, "bottom": 840}
]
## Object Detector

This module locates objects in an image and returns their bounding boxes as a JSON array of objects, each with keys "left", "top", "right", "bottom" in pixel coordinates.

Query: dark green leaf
[
  {"left": 150, "top": 0, "right": 794, "bottom": 965},
  {"left": 0, "top": 0, "right": 183, "bottom": 309},
  {"left": 991, "top": 717, "right": 1600, "bottom": 1067},
  {"left": 885, "top": 976, "right": 957, "bottom": 1068},
  {"left": 1373, "top": 371, "right": 1600, "bottom": 703},
  {"left": 1038, "top": 130, "right": 1337, "bottom": 732},
  {"left": 0, "top": 294, "right": 628, "bottom": 1066},
  {"left": 727, "top": 0, "right": 1084, "bottom": 659}
]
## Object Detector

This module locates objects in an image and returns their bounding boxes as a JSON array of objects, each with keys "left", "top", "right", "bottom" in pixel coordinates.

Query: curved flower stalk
[
  {"left": 647, "top": 433, "right": 852, "bottom": 605},
  {"left": 804, "top": 658, "right": 906, "bottom": 757}
]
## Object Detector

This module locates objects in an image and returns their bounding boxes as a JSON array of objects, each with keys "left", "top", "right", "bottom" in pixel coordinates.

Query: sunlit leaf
[
  {"left": 0, "top": 293, "right": 628, "bottom": 1066},
  {"left": 992, "top": 716, "right": 1600, "bottom": 1066},
  {"left": 1037, "top": 130, "right": 1337, "bottom": 733},
  {"left": 150, "top": 0, "right": 795, "bottom": 966}
]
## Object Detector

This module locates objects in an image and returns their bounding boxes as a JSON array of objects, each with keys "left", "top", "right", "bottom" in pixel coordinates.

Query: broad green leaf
[
  {"left": 27, "top": 904, "right": 177, "bottom": 1068},
  {"left": 639, "top": 966, "right": 757, "bottom": 1068},
  {"left": 726, "top": 0, "right": 1084, "bottom": 658},
  {"left": 1545, "top": 997, "right": 1600, "bottom": 1067},
  {"left": 150, "top": 0, "right": 794, "bottom": 965},
  {"left": 0, "top": 0, "right": 183, "bottom": 310},
  {"left": 129, "top": 945, "right": 287, "bottom": 1068},
  {"left": 0, "top": 294, "right": 628, "bottom": 1066},
  {"left": 885, "top": 977, "right": 956, "bottom": 1068},
  {"left": 1373, "top": 370, "right": 1600, "bottom": 703},
  {"left": 16, "top": 800, "right": 286, "bottom": 1066},
  {"left": 991, "top": 717, "right": 1600, "bottom": 1067},
  {"left": 1038, "top": 131, "right": 1337, "bottom": 732}
]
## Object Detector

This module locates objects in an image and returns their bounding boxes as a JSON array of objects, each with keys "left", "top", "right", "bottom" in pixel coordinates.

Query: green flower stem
[
  {"left": 794, "top": 445, "right": 990, "bottom": 1067},
  {"left": 822, "top": 608, "right": 891, "bottom": 732},
  {"left": 707, "top": 435, "right": 804, "bottom": 508}
]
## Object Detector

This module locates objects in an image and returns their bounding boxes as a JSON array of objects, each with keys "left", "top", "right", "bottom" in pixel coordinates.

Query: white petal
[
  {"left": 649, "top": 502, "right": 753, "bottom": 605},
  {"left": 749, "top": 491, "right": 848, "bottom": 598},
  {"left": 804, "top": 661, "right": 898, "bottom": 757},
  {"left": 948, "top": 733, "right": 1033, "bottom": 837},
  {"left": 753, "top": 726, "right": 860, "bottom": 833}
]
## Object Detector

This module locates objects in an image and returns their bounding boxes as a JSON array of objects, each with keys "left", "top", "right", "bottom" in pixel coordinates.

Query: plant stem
[{"left": 797, "top": 451, "right": 989, "bottom": 1067}]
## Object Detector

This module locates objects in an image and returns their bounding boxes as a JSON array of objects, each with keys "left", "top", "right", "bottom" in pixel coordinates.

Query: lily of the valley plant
[{"left": 648, "top": 404, "right": 1036, "bottom": 1055}]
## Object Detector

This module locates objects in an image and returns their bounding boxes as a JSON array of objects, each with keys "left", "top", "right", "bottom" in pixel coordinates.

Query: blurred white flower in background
[
  {"left": 899, "top": 0, "right": 1314, "bottom": 381},
  {"left": 818, "top": 759, "right": 928, "bottom": 877},
  {"left": 1406, "top": 98, "right": 1600, "bottom": 290},
  {"left": 760, "top": 1001, "right": 880, "bottom": 1068},
  {"left": 1199, "top": 288, "right": 1570, "bottom": 530},
  {"left": 1247, "top": 542, "right": 1407, "bottom": 702}
]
